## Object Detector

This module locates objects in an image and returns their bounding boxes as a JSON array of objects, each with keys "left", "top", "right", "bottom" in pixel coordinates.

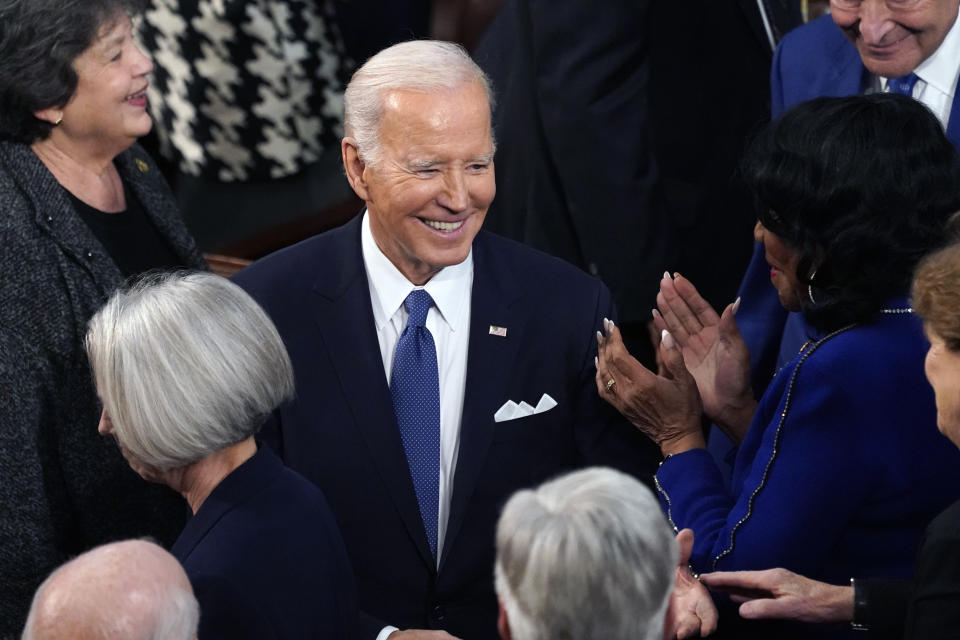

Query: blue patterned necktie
[
  {"left": 390, "top": 289, "right": 441, "bottom": 559},
  {"left": 888, "top": 72, "right": 919, "bottom": 97}
]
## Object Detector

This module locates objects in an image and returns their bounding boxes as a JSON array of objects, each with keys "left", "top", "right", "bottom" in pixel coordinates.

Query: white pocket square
[{"left": 494, "top": 394, "right": 558, "bottom": 422}]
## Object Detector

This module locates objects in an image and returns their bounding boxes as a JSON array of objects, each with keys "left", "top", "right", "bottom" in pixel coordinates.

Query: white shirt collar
[
  {"left": 361, "top": 210, "right": 473, "bottom": 333},
  {"left": 882, "top": 12, "right": 960, "bottom": 96}
]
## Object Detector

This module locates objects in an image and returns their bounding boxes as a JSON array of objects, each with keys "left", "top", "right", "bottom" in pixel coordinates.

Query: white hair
[
  {"left": 21, "top": 539, "right": 199, "bottom": 640},
  {"left": 494, "top": 467, "right": 677, "bottom": 640},
  {"left": 344, "top": 39, "right": 495, "bottom": 165},
  {"left": 85, "top": 271, "right": 294, "bottom": 470}
]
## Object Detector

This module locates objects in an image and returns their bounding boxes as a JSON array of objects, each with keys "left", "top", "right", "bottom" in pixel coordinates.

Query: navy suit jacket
[
  {"left": 233, "top": 214, "right": 659, "bottom": 639},
  {"left": 172, "top": 446, "right": 358, "bottom": 640},
  {"left": 736, "top": 15, "right": 960, "bottom": 397}
]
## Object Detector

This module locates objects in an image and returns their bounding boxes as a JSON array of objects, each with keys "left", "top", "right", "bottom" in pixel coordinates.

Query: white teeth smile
[{"left": 423, "top": 219, "right": 464, "bottom": 232}]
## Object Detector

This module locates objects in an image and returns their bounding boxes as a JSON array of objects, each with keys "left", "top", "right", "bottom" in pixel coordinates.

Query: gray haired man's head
[
  {"left": 495, "top": 467, "right": 677, "bottom": 640},
  {"left": 22, "top": 539, "right": 199, "bottom": 640},
  {"left": 343, "top": 39, "right": 495, "bottom": 166}
]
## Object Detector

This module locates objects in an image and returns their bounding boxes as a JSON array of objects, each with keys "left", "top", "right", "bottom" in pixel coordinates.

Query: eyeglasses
[{"left": 831, "top": 0, "right": 924, "bottom": 10}]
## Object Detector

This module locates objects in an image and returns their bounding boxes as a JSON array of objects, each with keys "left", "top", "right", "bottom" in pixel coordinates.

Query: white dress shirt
[
  {"left": 876, "top": 13, "right": 960, "bottom": 128},
  {"left": 361, "top": 211, "right": 472, "bottom": 565}
]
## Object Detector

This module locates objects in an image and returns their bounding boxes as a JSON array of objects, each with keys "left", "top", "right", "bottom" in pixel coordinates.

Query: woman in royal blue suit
[
  {"left": 596, "top": 94, "right": 960, "bottom": 639},
  {"left": 86, "top": 272, "right": 358, "bottom": 640}
]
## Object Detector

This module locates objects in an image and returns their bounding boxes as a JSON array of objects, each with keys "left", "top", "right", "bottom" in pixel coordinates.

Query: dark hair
[
  {"left": 913, "top": 236, "right": 960, "bottom": 352},
  {"left": 0, "top": 0, "right": 146, "bottom": 144},
  {"left": 743, "top": 93, "right": 960, "bottom": 332}
]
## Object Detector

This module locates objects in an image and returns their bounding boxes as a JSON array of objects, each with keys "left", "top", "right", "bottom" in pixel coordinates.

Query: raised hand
[
  {"left": 653, "top": 273, "right": 755, "bottom": 442},
  {"left": 595, "top": 318, "right": 705, "bottom": 457}
]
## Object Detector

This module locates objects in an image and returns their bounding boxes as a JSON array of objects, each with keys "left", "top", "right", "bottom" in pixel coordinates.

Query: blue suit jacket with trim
[
  {"left": 233, "top": 214, "right": 658, "bottom": 639},
  {"left": 658, "top": 306, "right": 960, "bottom": 638}
]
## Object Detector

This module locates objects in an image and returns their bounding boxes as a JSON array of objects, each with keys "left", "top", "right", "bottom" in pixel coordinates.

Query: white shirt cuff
[{"left": 376, "top": 626, "right": 400, "bottom": 640}]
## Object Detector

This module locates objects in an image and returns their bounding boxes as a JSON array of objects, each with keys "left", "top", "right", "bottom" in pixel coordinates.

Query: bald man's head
[{"left": 22, "top": 540, "right": 198, "bottom": 640}]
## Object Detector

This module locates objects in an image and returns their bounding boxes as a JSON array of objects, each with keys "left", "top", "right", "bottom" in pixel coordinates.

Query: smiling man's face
[
  {"left": 347, "top": 80, "right": 496, "bottom": 285},
  {"left": 830, "top": 0, "right": 960, "bottom": 78}
]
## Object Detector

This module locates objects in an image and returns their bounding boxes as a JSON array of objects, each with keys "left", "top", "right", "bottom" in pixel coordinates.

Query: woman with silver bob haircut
[
  {"left": 87, "top": 271, "right": 293, "bottom": 474},
  {"left": 494, "top": 467, "right": 678, "bottom": 640},
  {"left": 86, "top": 271, "right": 359, "bottom": 638}
]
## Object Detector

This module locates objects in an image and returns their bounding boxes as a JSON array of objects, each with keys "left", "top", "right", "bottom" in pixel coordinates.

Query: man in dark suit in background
[
  {"left": 234, "top": 40, "right": 657, "bottom": 640},
  {"left": 474, "top": 1, "right": 804, "bottom": 365},
  {"left": 474, "top": 0, "right": 670, "bottom": 364}
]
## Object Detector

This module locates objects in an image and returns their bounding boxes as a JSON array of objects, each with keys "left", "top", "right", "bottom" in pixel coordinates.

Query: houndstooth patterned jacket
[{"left": 140, "top": 0, "right": 353, "bottom": 182}]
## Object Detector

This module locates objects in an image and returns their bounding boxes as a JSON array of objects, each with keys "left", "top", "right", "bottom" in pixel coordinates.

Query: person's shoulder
[
  {"left": 779, "top": 14, "right": 848, "bottom": 53},
  {"left": 795, "top": 313, "right": 926, "bottom": 390},
  {"left": 234, "top": 217, "right": 359, "bottom": 297},
  {"left": 775, "top": 16, "right": 855, "bottom": 87}
]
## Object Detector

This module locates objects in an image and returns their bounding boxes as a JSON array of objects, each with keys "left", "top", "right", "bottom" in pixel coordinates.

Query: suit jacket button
[{"left": 431, "top": 605, "right": 445, "bottom": 622}]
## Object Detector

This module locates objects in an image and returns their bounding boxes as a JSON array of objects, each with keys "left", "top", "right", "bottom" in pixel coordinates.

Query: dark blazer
[
  {"left": 172, "top": 445, "right": 358, "bottom": 640},
  {"left": 0, "top": 141, "right": 205, "bottom": 636},
  {"left": 646, "top": 0, "right": 793, "bottom": 310},
  {"left": 736, "top": 15, "right": 960, "bottom": 395},
  {"left": 474, "top": 0, "right": 670, "bottom": 322},
  {"left": 233, "top": 214, "right": 658, "bottom": 639},
  {"left": 855, "top": 499, "right": 960, "bottom": 639}
]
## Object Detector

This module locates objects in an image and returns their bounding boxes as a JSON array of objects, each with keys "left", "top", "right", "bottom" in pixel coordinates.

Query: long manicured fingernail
[
  {"left": 597, "top": 330, "right": 603, "bottom": 342},
  {"left": 652, "top": 308, "right": 662, "bottom": 319},
  {"left": 673, "top": 272, "right": 681, "bottom": 279},
  {"left": 663, "top": 270, "right": 672, "bottom": 280},
  {"left": 661, "top": 329, "right": 676, "bottom": 350},
  {"left": 732, "top": 296, "right": 741, "bottom": 314},
  {"left": 594, "top": 356, "right": 598, "bottom": 368}
]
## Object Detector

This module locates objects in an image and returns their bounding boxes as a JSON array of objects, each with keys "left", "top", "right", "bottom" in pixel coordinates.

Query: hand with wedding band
[
  {"left": 594, "top": 317, "right": 705, "bottom": 457},
  {"left": 653, "top": 272, "right": 756, "bottom": 443}
]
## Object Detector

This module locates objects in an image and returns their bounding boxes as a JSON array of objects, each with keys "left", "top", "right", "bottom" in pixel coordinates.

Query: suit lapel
[
  {"left": 310, "top": 217, "right": 436, "bottom": 568},
  {"left": 440, "top": 232, "right": 523, "bottom": 571}
]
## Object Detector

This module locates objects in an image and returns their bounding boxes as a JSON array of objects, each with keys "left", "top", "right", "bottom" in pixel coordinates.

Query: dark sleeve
[
  {"left": 0, "top": 333, "right": 68, "bottom": 636},
  {"left": 903, "top": 524, "right": 960, "bottom": 639},
  {"left": 854, "top": 578, "right": 909, "bottom": 639}
]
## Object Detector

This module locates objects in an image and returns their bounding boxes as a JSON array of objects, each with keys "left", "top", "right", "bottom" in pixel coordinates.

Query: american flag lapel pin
[{"left": 489, "top": 325, "right": 508, "bottom": 338}]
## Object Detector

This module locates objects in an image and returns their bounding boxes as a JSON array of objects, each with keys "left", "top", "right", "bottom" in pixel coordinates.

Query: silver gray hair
[
  {"left": 343, "top": 39, "right": 495, "bottom": 165},
  {"left": 21, "top": 539, "right": 199, "bottom": 640},
  {"left": 494, "top": 467, "right": 677, "bottom": 640},
  {"left": 85, "top": 271, "right": 294, "bottom": 470}
]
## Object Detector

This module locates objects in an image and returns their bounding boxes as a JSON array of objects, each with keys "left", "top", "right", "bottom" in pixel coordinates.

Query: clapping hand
[
  {"left": 653, "top": 273, "right": 756, "bottom": 443},
  {"left": 595, "top": 318, "right": 705, "bottom": 457}
]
